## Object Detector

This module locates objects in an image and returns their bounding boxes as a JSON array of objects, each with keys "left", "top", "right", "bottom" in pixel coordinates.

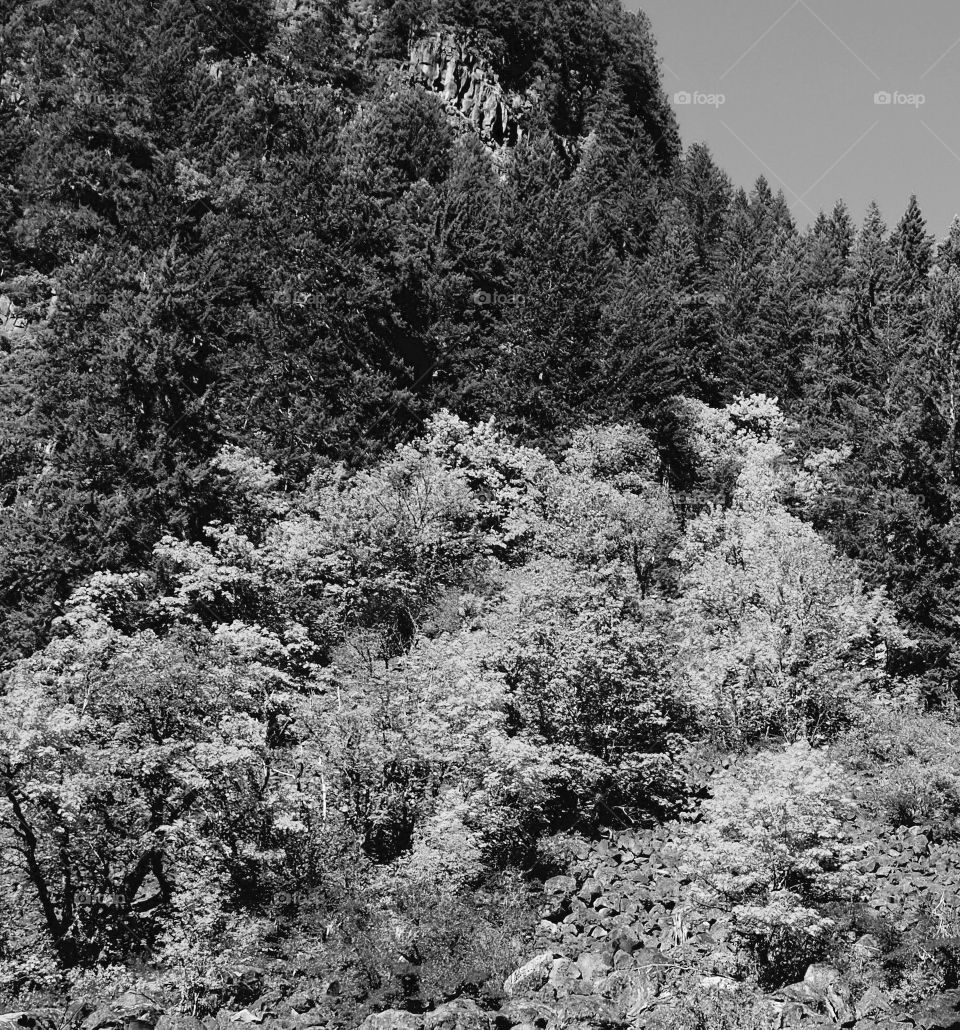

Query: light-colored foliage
[
  {"left": 674, "top": 401, "right": 907, "bottom": 745},
  {"left": 684, "top": 743, "right": 865, "bottom": 981}
]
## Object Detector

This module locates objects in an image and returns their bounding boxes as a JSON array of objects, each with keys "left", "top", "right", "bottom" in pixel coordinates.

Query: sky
[{"left": 629, "top": 0, "right": 960, "bottom": 236}]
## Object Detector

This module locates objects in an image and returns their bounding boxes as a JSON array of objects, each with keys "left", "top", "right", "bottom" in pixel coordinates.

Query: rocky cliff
[{"left": 407, "top": 33, "right": 533, "bottom": 148}]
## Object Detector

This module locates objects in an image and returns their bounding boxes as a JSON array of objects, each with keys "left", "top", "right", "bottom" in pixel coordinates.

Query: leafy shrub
[
  {"left": 544, "top": 472, "right": 678, "bottom": 592},
  {"left": 353, "top": 873, "right": 534, "bottom": 1010},
  {"left": 562, "top": 422, "right": 660, "bottom": 490},
  {"left": 836, "top": 708, "right": 960, "bottom": 839},
  {"left": 674, "top": 441, "right": 906, "bottom": 747},
  {"left": 0, "top": 622, "right": 297, "bottom": 968},
  {"left": 413, "top": 410, "right": 553, "bottom": 560},
  {"left": 668, "top": 980, "right": 776, "bottom": 1030},
  {"left": 684, "top": 743, "right": 865, "bottom": 987}
]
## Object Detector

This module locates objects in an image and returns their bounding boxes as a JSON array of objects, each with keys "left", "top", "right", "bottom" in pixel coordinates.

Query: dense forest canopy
[{"left": 4, "top": 1, "right": 960, "bottom": 1026}]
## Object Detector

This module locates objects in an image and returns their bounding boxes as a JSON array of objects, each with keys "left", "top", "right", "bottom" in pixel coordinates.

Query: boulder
[
  {"left": 698, "top": 976, "right": 739, "bottom": 992},
  {"left": 632, "top": 948, "right": 668, "bottom": 970},
  {"left": 576, "top": 879, "right": 601, "bottom": 904},
  {"left": 423, "top": 1000, "right": 489, "bottom": 1030},
  {"left": 909, "top": 990, "right": 960, "bottom": 1030},
  {"left": 855, "top": 986, "right": 891, "bottom": 1020},
  {"left": 503, "top": 953, "right": 556, "bottom": 997},
  {"left": 803, "top": 964, "right": 842, "bottom": 992},
  {"left": 575, "top": 951, "right": 613, "bottom": 982},
  {"left": 595, "top": 970, "right": 641, "bottom": 1003},
  {"left": 852, "top": 934, "right": 883, "bottom": 960},
  {"left": 82, "top": 1010, "right": 123, "bottom": 1030},
  {"left": 551, "top": 996, "right": 606, "bottom": 1025},
  {"left": 286, "top": 994, "right": 315, "bottom": 1016},
  {"left": 492, "top": 1000, "right": 553, "bottom": 1028},
  {"left": 358, "top": 1012, "right": 423, "bottom": 1030},
  {"left": 155, "top": 1018, "right": 203, "bottom": 1030},
  {"left": 547, "top": 958, "right": 580, "bottom": 991},
  {"left": 0, "top": 1017, "right": 52, "bottom": 1030}
]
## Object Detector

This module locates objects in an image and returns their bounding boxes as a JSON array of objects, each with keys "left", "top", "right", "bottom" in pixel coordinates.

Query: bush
[
  {"left": 492, "top": 559, "right": 693, "bottom": 822},
  {"left": 674, "top": 455, "right": 906, "bottom": 748},
  {"left": 356, "top": 873, "right": 534, "bottom": 1010},
  {"left": 836, "top": 708, "right": 960, "bottom": 839},
  {"left": 668, "top": 980, "right": 776, "bottom": 1030},
  {"left": 683, "top": 743, "right": 865, "bottom": 987}
]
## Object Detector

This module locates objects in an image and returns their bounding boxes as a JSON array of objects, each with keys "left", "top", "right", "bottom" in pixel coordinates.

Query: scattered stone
[
  {"left": 286, "top": 993, "right": 314, "bottom": 1015},
  {"left": 357, "top": 1012, "right": 422, "bottom": 1030},
  {"left": 493, "top": 1000, "right": 553, "bottom": 1029},
  {"left": 503, "top": 953, "right": 557, "bottom": 997},
  {"left": 856, "top": 986, "right": 891, "bottom": 1020},
  {"left": 576, "top": 879, "right": 601, "bottom": 904},
  {"left": 547, "top": 957, "right": 581, "bottom": 990},
  {"left": 853, "top": 934, "right": 883, "bottom": 959},
  {"left": 155, "top": 1019, "right": 203, "bottom": 1030},
  {"left": 909, "top": 990, "right": 960, "bottom": 1030},
  {"left": 576, "top": 950, "right": 614, "bottom": 982},
  {"left": 698, "top": 976, "right": 739, "bottom": 992},
  {"left": 82, "top": 1009, "right": 123, "bottom": 1030},
  {"left": 0, "top": 1017, "right": 51, "bottom": 1030},
  {"left": 423, "top": 999, "right": 489, "bottom": 1030},
  {"left": 803, "top": 965, "right": 842, "bottom": 992}
]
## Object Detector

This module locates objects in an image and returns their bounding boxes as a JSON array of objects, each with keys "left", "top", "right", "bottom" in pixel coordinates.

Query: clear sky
[{"left": 629, "top": 0, "right": 960, "bottom": 236}]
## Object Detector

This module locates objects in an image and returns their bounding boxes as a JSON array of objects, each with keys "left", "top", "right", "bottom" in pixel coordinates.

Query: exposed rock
[
  {"left": 285, "top": 993, "right": 315, "bottom": 1016},
  {"left": 595, "top": 969, "right": 642, "bottom": 1003},
  {"left": 853, "top": 934, "right": 883, "bottom": 959},
  {"left": 698, "top": 976, "right": 739, "bottom": 992},
  {"left": 803, "top": 964, "right": 842, "bottom": 992},
  {"left": 82, "top": 1009, "right": 124, "bottom": 1030},
  {"left": 0, "top": 1017, "right": 52, "bottom": 1030},
  {"left": 357, "top": 1012, "right": 423, "bottom": 1030},
  {"left": 542, "top": 876, "right": 575, "bottom": 896},
  {"left": 155, "top": 1018, "right": 203, "bottom": 1030},
  {"left": 575, "top": 950, "right": 613, "bottom": 982},
  {"left": 422, "top": 999, "right": 489, "bottom": 1030},
  {"left": 503, "top": 953, "right": 557, "bottom": 997},
  {"left": 909, "top": 990, "right": 960, "bottom": 1030},
  {"left": 407, "top": 33, "right": 533, "bottom": 148},
  {"left": 550, "top": 996, "right": 606, "bottom": 1024},
  {"left": 492, "top": 1000, "right": 553, "bottom": 1028},
  {"left": 855, "top": 986, "right": 891, "bottom": 1020},
  {"left": 576, "top": 879, "right": 601, "bottom": 904},
  {"left": 547, "top": 957, "right": 581, "bottom": 989}
]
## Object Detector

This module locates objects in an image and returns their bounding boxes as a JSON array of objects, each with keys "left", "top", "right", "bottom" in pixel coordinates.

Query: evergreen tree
[
  {"left": 938, "top": 215, "right": 960, "bottom": 273},
  {"left": 891, "top": 193, "right": 934, "bottom": 289},
  {"left": 678, "top": 143, "right": 733, "bottom": 274}
]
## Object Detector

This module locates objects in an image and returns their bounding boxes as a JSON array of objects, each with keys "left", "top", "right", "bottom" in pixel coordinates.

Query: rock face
[
  {"left": 0, "top": 275, "right": 57, "bottom": 349},
  {"left": 407, "top": 34, "right": 531, "bottom": 148}
]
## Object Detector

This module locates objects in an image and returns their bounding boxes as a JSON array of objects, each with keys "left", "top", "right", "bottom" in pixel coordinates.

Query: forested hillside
[{"left": 4, "top": 2, "right": 960, "bottom": 1028}]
